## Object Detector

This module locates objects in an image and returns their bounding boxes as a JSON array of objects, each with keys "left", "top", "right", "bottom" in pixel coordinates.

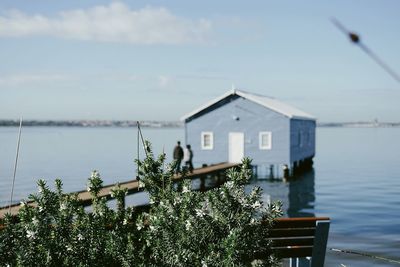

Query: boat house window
[
  {"left": 201, "top": 132, "right": 214, "bottom": 150},
  {"left": 259, "top": 132, "right": 272, "bottom": 150}
]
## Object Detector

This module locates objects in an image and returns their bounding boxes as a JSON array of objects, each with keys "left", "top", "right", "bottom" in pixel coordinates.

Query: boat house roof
[{"left": 181, "top": 89, "right": 316, "bottom": 122}]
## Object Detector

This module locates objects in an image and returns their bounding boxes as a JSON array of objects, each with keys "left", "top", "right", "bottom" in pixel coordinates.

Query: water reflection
[
  {"left": 286, "top": 170, "right": 315, "bottom": 217},
  {"left": 250, "top": 169, "right": 316, "bottom": 218}
]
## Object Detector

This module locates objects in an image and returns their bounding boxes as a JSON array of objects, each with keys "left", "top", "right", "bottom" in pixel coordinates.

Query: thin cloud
[
  {"left": 158, "top": 75, "right": 173, "bottom": 88},
  {"left": 0, "top": 73, "right": 72, "bottom": 86},
  {"left": 177, "top": 74, "right": 230, "bottom": 81},
  {"left": 0, "top": 2, "right": 212, "bottom": 44}
]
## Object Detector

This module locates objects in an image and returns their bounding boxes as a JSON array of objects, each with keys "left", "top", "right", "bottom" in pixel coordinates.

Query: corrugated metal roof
[{"left": 181, "top": 89, "right": 316, "bottom": 121}]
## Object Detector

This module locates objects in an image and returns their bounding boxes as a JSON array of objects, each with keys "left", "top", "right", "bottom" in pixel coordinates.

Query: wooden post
[
  {"left": 216, "top": 173, "right": 222, "bottom": 186},
  {"left": 283, "top": 164, "right": 290, "bottom": 179},
  {"left": 269, "top": 165, "right": 274, "bottom": 179},
  {"left": 310, "top": 221, "right": 330, "bottom": 267},
  {"left": 200, "top": 175, "right": 206, "bottom": 192},
  {"left": 252, "top": 165, "right": 258, "bottom": 178},
  {"left": 200, "top": 164, "right": 207, "bottom": 191}
]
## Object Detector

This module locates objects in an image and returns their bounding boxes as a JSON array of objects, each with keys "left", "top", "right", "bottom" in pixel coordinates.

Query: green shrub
[
  {"left": 0, "top": 173, "right": 145, "bottom": 267},
  {"left": 0, "top": 141, "right": 282, "bottom": 266}
]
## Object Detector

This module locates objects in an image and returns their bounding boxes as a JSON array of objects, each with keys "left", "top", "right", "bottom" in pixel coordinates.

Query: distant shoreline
[
  {"left": 0, "top": 120, "right": 183, "bottom": 128},
  {"left": 317, "top": 122, "right": 400, "bottom": 128},
  {"left": 0, "top": 120, "right": 399, "bottom": 128}
]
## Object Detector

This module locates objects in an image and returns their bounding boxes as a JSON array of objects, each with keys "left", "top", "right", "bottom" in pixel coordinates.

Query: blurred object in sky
[{"left": 331, "top": 17, "right": 400, "bottom": 83}]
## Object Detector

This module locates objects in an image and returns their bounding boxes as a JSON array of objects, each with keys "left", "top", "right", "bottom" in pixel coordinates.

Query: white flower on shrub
[
  {"left": 201, "top": 260, "right": 208, "bottom": 267},
  {"left": 251, "top": 201, "right": 262, "bottom": 209},
  {"left": 26, "top": 230, "right": 36, "bottom": 239},
  {"left": 32, "top": 217, "right": 39, "bottom": 226},
  {"left": 225, "top": 181, "right": 234, "bottom": 189},
  {"left": 271, "top": 204, "right": 280, "bottom": 213},
  {"left": 185, "top": 220, "right": 192, "bottom": 230},
  {"left": 173, "top": 196, "right": 182, "bottom": 206},
  {"left": 166, "top": 164, "right": 174, "bottom": 172},
  {"left": 182, "top": 186, "right": 190, "bottom": 193},
  {"left": 167, "top": 206, "right": 174, "bottom": 215},
  {"left": 237, "top": 195, "right": 246, "bottom": 205},
  {"left": 136, "top": 221, "right": 144, "bottom": 230},
  {"left": 138, "top": 180, "right": 145, "bottom": 188},
  {"left": 96, "top": 210, "right": 103, "bottom": 217},
  {"left": 77, "top": 234, "right": 84, "bottom": 241},
  {"left": 60, "top": 203, "right": 67, "bottom": 211},
  {"left": 195, "top": 208, "right": 206, "bottom": 218}
]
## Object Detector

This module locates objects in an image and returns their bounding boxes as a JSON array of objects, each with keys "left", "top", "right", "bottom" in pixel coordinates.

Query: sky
[{"left": 1, "top": 0, "right": 399, "bottom": 122}]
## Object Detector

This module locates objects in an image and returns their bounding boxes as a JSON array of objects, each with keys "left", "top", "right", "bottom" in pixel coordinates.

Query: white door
[{"left": 229, "top": 132, "right": 244, "bottom": 163}]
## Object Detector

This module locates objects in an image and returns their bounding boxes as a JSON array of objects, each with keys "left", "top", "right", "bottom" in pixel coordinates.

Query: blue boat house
[{"left": 180, "top": 89, "right": 316, "bottom": 178}]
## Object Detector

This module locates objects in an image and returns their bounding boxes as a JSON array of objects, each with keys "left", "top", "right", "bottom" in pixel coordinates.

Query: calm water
[{"left": 1, "top": 126, "right": 400, "bottom": 266}]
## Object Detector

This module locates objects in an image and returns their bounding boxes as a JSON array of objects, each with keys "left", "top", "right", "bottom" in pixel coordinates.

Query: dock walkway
[{"left": 0, "top": 162, "right": 239, "bottom": 219}]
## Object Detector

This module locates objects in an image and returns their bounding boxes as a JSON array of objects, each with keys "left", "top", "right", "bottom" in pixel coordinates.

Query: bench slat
[
  {"left": 272, "top": 217, "right": 329, "bottom": 228},
  {"left": 274, "top": 219, "right": 313, "bottom": 228},
  {"left": 273, "top": 246, "right": 314, "bottom": 258},
  {"left": 255, "top": 246, "right": 313, "bottom": 259},
  {"left": 268, "top": 228, "right": 315, "bottom": 238},
  {"left": 270, "top": 237, "right": 314, "bottom": 247}
]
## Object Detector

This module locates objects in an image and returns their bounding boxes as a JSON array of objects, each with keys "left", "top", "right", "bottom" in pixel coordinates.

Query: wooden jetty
[{"left": 0, "top": 162, "right": 239, "bottom": 219}]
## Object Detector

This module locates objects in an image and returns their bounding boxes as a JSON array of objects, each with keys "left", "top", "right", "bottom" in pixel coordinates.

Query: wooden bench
[{"left": 269, "top": 217, "right": 330, "bottom": 267}]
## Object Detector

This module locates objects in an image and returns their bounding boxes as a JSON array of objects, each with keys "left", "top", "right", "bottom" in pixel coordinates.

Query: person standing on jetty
[
  {"left": 184, "top": 144, "right": 194, "bottom": 173},
  {"left": 173, "top": 141, "right": 184, "bottom": 174}
]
